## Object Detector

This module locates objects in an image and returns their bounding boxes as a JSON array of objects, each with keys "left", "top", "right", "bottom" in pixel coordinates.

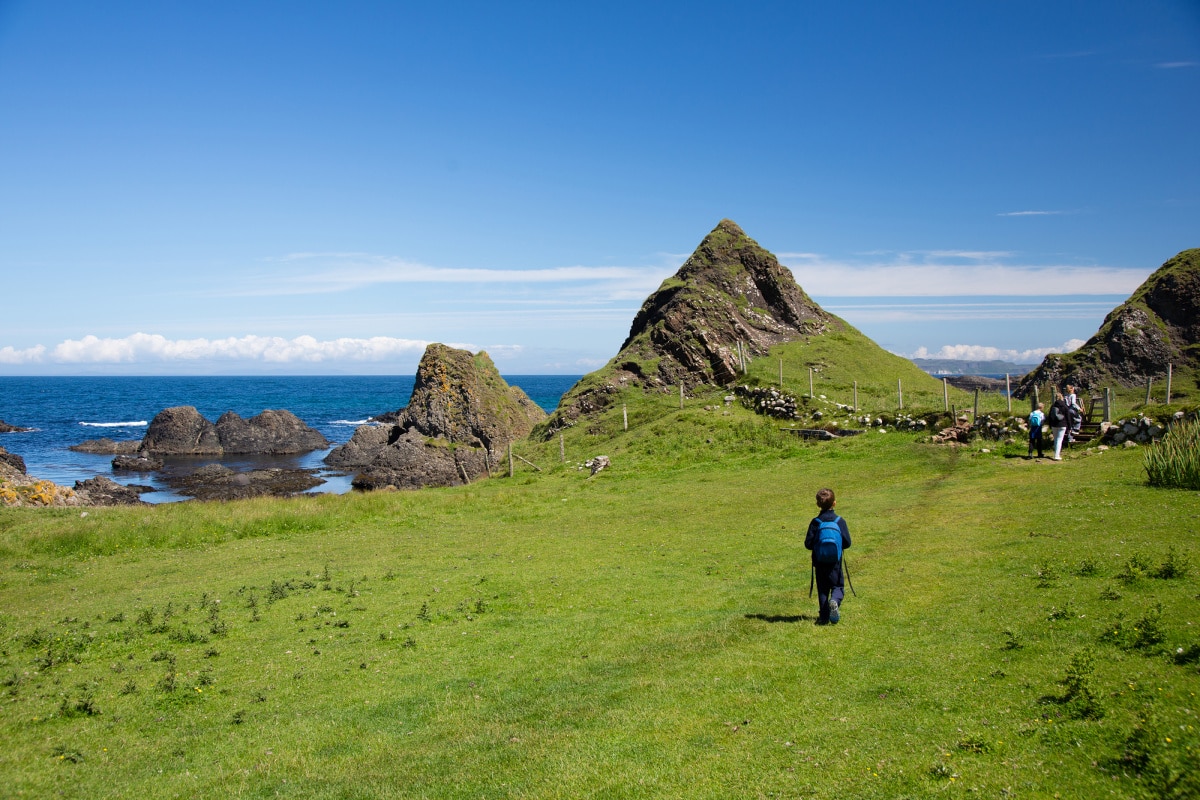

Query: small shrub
[
  {"left": 1075, "top": 558, "right": 1099, "bottom": 577},
  {"left": 1116, "top": 553, "right": 1152, "bottom": 585},
  {"left": 1060, "top": 649, "right": 1103, "bottom": 719},
  {"left": 1151, "top": 547, "right": 1191, "bottom": 580}
]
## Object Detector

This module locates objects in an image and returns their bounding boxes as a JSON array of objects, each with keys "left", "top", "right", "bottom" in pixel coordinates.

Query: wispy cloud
[
  {"left": 237, "top": 253, "right": 674, "bottom": 299},
  {"left": 778, "top": 251, "right": 1147, "bottom": 297},
  {"left": 1156, "top": 61, "right": 1197, "bottom": 69},
  {"left": 907, "top": 339, "right": 1087, "bottom": 362},
  {"left": 996, "top": 210, "right": 1070, "bottom": 217}
]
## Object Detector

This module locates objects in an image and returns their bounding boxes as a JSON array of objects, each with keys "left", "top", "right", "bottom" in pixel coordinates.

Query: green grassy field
[{"left": 2, "top": 389, "right": 1197, "bottom": 799}]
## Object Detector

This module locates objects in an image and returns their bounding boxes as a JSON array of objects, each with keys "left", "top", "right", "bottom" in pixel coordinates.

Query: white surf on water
[{"left": 80, "top": 421, "right": 149, "bottom": 427}]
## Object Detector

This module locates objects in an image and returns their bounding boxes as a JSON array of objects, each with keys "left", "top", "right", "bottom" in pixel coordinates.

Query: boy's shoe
[{"left": 828, "top": 599, "right": 840, "bottom": 624}]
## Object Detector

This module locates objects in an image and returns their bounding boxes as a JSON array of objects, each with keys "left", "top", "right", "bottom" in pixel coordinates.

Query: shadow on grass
[{"left": 744, "top": 613, "right": 816, "bottom": 624}]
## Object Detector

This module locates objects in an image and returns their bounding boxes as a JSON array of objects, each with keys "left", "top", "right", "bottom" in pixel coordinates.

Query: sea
[{"left": 0, "top": 375, "right": 580, "bottom": 504}]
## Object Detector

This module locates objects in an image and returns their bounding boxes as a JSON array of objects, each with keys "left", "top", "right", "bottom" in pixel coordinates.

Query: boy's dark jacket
[{"left": 804, "top": 510, "right": 851, "bottom": 565}]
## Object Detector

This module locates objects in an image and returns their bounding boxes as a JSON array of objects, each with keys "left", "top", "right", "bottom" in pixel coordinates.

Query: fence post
[
  {"left": 623, "top": 403, "right": 628, "bottom": 432},
  {"left": 809, "top": 368, "right": 814, "bottom": 399},
  {"left": 973, "top": 388, "right": 980, "bottom": 421},
  {"left": 898, "top": 379, "right": 903, "bottom": 411},
  {"left": 943, "top": 378, "right": 948, "bottom": 412},
  {"left": 1104, "top": 387, "right": 1111, "bottom": 422},
  {"left": 779, "top": 357, "right": 783, "bottom": 387},
  {"left": 1005, "top": 374, "right": 1011, "bottom": 413},
  {"left": 508, "top": 443, "right": 514, "bottom": 478},
  {"left": 853, "top": 381, "right": 858, "bottom": 412},
  {"left": 1167, "top": 363, "right": 1173, "bottom": 404},
  {"left": 679, "top": 384, "right": 684, "bottom": 410},
  {"left": 559, "top": 432, "right": 565, "bottom": 463},
  {"left": 1145, "top": 377, "right": 1152, "bottom": 406}
]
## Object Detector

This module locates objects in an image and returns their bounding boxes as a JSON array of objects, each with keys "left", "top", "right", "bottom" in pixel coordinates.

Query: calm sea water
[{"left": 0, "top": 375, "right": 579, "bottom": 503}]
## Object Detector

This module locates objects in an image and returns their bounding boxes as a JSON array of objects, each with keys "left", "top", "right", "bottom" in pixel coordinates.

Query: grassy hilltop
[{"left": 1, "top": 384, "right": 1197, "bottom": 798}]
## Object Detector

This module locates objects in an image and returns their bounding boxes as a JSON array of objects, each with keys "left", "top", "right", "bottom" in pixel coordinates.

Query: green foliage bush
[{"left": 1144, "top": 418, "right": 1200, "bottom": 489}]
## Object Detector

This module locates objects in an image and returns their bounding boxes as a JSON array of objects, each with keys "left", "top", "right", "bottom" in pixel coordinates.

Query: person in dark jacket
[
  {"left": 804, "top": 487, "right": 852, "bottom": 625},
  {"left": 1049, "top": 391, "right": 1071, "bottom": 461}
]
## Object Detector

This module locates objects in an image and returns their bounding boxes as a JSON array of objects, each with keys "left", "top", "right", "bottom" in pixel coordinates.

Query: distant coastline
[{"left": 910, "top": 358, "right": 1038, "bottom": 378}]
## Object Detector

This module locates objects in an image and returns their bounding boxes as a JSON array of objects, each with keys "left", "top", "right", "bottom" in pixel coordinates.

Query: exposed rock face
[
  {"left": 213, "top": 409, "right": 331, "bottom": 454},
  {"left": 141, "top": 406, "right": 223, "bottom": 454},
  {"left": 1016, "top": 248, "right": 1200, "bottom": 395},
  {"left": 73, "top": 476, "right": 147, "bottom": 506},
  {"left": 0, "top": 420, "right": 32, "bottom": 433},
  {"left": 139, "top": 406, "right": 329, "bottom": 455},
  {"left": 543, "top": 220, "right": 842, "bottom": 433},
  {"left": 112, "top": 454, "right": 164, "bottom": 471},
  {"left": 326, "top": 345, "right": 545, "bottom": 490},
  {"left": 166, "top": 464, "right": 323, "bottom": 501},
  {"left": 350, "top": 428, "right": 488, "bottom": 491},
  {"left": 0, "top": 446, "right": 26, "bottom": 474},
  {"left": 70, "top": 438, "right": 143, "bottom": 455}
]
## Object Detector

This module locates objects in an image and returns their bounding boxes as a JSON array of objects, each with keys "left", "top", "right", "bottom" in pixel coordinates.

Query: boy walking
[{"left": 805, "top": 488, "right": 852, "bottom": 625}]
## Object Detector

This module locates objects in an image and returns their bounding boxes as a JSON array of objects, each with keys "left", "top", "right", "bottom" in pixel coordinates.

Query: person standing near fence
[
  {"left": 1048, "top": 391, "right": 1070, "bottom": 461},
  {"left": 1028, "top": 402, "right": 1046, "bottom": 458}
]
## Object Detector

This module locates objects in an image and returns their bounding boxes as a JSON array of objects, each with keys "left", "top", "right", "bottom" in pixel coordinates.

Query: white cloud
[
  {"left": 1156, "top": 61, "right": 1198, "bottom": 69},
  {"left": 0, "top": 344, "right": 47, "bottom": 364},
  {"left": 12, "top": 333, "right": 440, "bottom": 364},
  {"left": 996, "top": 210, "right": 1068, "bottom": 217},
  {"left": 780, "top": 251, "right": 1148, "bottom": 297},
  {"left": 908, "top": 339, "right": 1086, "bottom": 362}
]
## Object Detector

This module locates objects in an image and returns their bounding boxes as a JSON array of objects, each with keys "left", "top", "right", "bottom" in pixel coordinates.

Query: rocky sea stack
[
  {"left": 139, "top": 407, "right": 330, "bottom": 455},
  {"left": 325, "top": 344, "right": 546, "bottom": 490},
  {"left": 1016, "top": 248, "right": 1200, "bottom": 396},
  {"left": 543, "top": 219, "right": 842, "bottom": 432}
]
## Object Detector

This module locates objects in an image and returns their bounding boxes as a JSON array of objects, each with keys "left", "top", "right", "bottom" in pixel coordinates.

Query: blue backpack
[{"left": 814, "top": 515, "right": 844, "bottom": 564}]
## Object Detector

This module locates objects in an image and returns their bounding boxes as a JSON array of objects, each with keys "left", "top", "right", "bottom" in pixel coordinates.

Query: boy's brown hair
[{"left": 816, "top": 488, "right": 836, "bottom": 511}]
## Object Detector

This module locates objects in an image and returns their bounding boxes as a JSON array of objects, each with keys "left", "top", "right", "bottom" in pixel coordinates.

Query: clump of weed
[
  {"left": 107, "top": 611, "right": 126, "bottom": 623},
  {"left": 51, "top": 745, "right": 85, "bottom": 763},
  {"left": 416, "top": 602, "right": 432, "bottom": 622},
  {"left": 1115, "top": 553, "right": 1152, "bottom": 585},
  {"left": 149, "top": 650, "right": 175, "bottom": 666},
  {"left": 1174, "top": 644, "right": 1200, "bottom": 665},
  {"left": 1059, "top": 649, "right": 1103, "bottom": 719},
  {"left": 118, "top": 680, "right": 137, "bottom": 695},
  {"left": 1001, "top": 629, "right": 1024, "bottom": 650},
  {"left": 1034, "top": 562, "right": 1059, "bottom": 588},
  {"left": 59, "top": 694, "right": 100, "bottom": 718},
  {"left": 135, "top": 607, "right": 154, "bottom": 626},
  {"left": 1047, "top": 602, "right": 1076, "bottom": 622},
  {"left": 1100, "top": 604, "right": 1166, "bottom": 653},
  {"left": 268, "top": 580, "right": 290, "bottom": 604},
  {"left": 1116, "top": 713, "right": 1200, "bottom": 798},
  {"left": 1075, "top": 558, "right": 1099, "bottom": 577},
  {"left": 1099, "top": 585, "right": 1122, "bottom": 601},
  {"left": 957, "top": 734, "right": 991, "bottom": 753},
  {"left": 1151, "top": 547, "right": 1191, "bottom": 580},
  {"left": 155, "top": 671, "right": 177, "bottom": 693}
]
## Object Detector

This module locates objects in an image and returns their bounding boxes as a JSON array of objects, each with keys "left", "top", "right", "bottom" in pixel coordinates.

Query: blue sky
[{"left": 0, "top": 1, "right": 1196, "bottom": 375}]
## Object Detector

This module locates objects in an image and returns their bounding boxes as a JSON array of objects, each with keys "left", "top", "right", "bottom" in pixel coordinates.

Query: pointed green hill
[
  {"left": 1016, "top": 248, "right": 1200, "bottom": 400},
  {"left": 542, "top": 220, "right": 946, "bottom": 434}
]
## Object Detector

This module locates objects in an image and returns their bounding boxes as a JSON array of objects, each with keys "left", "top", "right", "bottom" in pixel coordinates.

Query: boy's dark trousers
[
  {"left": 1028, "top": 430, "right": 1043, "bottom": 458},
  {"left": 814, "top": 561, "right": 845, "bottom": 623}
]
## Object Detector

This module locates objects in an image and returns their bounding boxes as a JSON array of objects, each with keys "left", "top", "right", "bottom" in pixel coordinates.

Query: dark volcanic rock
[
  {"left": 0, "top": 446, "right": 26, "bottom": 474},
  {"left": 1016, "top": 248, "right": 1200, "bottom": 395},
  {"left": 326, "top": 344, "right": 545, "bottom": 490},
  {"left": 214, "top": 409, "right": 331, "bottom": 454},
  {"left": 0, "top": 419, "right": 33, "bottom": 433},
  {"left": 350, "top": 428, "right": 488, "bottom": 491},
  {"left": 140, "top": 406, "right": 329, "bottom": 455},
  {"left": 70, "top": 437, "right": 142, "bottom": 455},
  {"left": 141, "top": 406, "right": 223, "bottom": 454},
  {"left": 323, "top": 424, "right": 392, "bottom": 469},
  {"left": 166, "top": 463, "right": 323, "bottom": 501},
  {"left": 112, "top": 454, "right": 164, "bottom": 472},
  {"left": 73, "top": 476, "right": 147, "bottom": 506}
]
